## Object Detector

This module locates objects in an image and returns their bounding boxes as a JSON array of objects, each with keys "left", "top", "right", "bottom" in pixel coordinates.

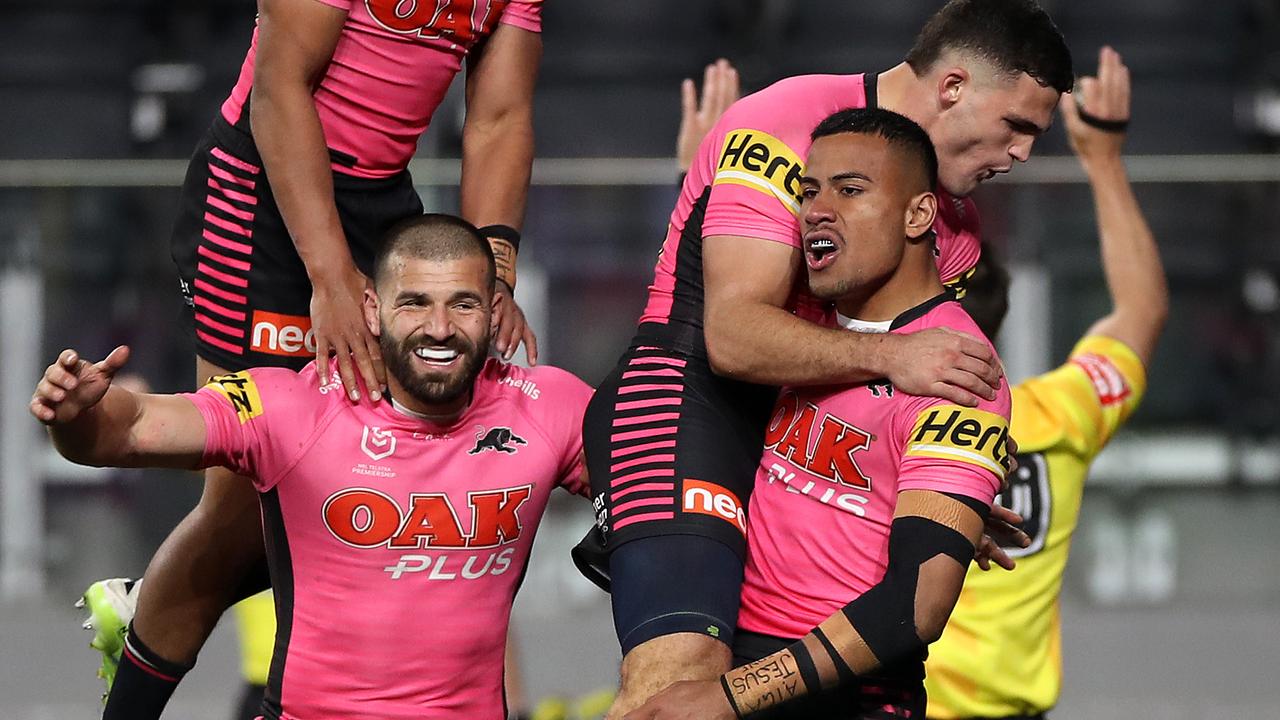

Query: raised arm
[
  {"left": 462, "top": 21, "right": 541, "bottom": 362},
  {"left": 1061, "top": 47, "right": 1168, "bottom": 365},
  {"left": 30, "top": 347, "right": 207, "bottom": 470},
  {"left": 624, "top": 490, "right": 985, "bottom": 720},
  {"left": 702, "top": 236, "right": 1000, "bottom": 405},
  {"left": 251, "top": 0, "right": 385, "bottom": 398}
]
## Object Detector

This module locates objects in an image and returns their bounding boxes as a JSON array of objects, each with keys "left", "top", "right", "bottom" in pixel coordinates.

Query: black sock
[{"left": 102, "top": 622, "right": 194, "bottom": 720}]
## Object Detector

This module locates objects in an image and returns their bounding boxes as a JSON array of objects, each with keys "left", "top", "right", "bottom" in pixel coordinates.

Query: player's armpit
[{"left": 720, "top": 492, "right": 981, "bottom": 715}]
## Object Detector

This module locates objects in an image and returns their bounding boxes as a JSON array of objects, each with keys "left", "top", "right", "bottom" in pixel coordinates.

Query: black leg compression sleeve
[
  {"left": 839, "top": 515, "right": 974, "bottom": 668},
  {"left": 609, "top": 534, "right": 743, "bottom": 654},
  {"left": 102, "top": 622, "right": 195, "bottom": 720}
]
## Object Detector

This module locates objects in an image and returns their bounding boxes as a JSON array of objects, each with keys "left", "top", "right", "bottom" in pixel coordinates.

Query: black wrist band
[
  {"left": 1076, "top": 105, "right": 1129, "bottom": 133},
  {"left": 477, "top": 224, "right": 521, "bottom": 252}
]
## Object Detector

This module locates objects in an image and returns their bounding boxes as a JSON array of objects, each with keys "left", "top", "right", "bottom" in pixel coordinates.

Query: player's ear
[
  {"left": 364, "top": 286, "right": 381, "bottom": 337},
  {"left": 938, "top": 67, "right": 968, "bottom": 111},
  {"left": 905, "top": 191, "right": 938, "bottom": 241}
]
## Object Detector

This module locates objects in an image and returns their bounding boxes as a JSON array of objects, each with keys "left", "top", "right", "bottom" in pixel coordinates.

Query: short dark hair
[
  {"left": 958, "top": 243, "right": 1011, "bottom": 339},
  {"left": 811, "top": 107, "right": 939, "bottom": 191},
  {"left": 373, "top": 213, "right": 495, "bottom": 290},
  {"left": 905, "top": 0, "right": 1074, "bottom": 94}
]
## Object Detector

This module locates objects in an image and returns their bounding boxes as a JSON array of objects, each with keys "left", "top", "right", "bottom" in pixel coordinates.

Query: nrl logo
[{"left": 361, "top": 426, "right": 396, "bottom": 461}]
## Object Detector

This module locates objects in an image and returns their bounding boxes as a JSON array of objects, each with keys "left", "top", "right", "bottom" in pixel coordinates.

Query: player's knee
[{"left": 621, "top": 632, "right": 731, "bottom": 687}]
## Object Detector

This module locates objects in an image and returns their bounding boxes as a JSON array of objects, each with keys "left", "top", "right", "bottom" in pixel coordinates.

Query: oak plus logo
[
  {"left": 365, "top": 0, "right": 507, "bottom": 45},
  {"left": 321, "top": 485, "right": 533, "bottom": 581},
  {"left": 764, "top": 391, "right": 873, "bottom": 490},
  {"left": 361, "top": 426, "right": 397, "bottom": 461}
]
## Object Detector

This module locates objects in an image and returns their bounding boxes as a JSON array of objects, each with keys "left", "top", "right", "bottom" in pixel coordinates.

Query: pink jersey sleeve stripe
[
  {"left": 207, "top": 178, "right": 258, "bottom": 206},
  {"left": 203, "top": 212, "right": 253, "bottom": 239},
  {"left": 196, "top": 329, "right": 244, "bottom": 355},
  {"left": 614, "top": 397, "right": 683, "bottom": 412},
  {"left": 197, "top": 244, "right": 252, "bottom": 273},
  {"left": 194, "top": 294, "right": 247, "bottom": 322},
  {"left": 193, "top": 278, "right": 247, "bottom": 306},
  {"left": 206, "top": 194, "right": 256, "bottom": 223},
  {"left": 209, "top": 146, "right": 260, "bottom": 174},
  {"left": 611, "top": 481, "right": 675, "bottom": 501},
  {"left": 196, "top": 312, "right": 245, "bottom": 339},
  {"left": 611, "top": 426, "right": 679, "bottom": 443},
  {"left": 610, "top": 439, "right": 677, "bottom": 459},
  {"left": 612, "top": 511, "right": 675, "bottom": 531},
  {"left": 613, "top": 496, "right": 674, "bottom": 516},
  {"left": 628, "top": 355, "right": 687, "bottom": 368},
  {"left": 197, "top": 261, "right": 249, "bottom": 289},
  {"left": 617, "top": 383, "right": 684, "bottom": 396},
  {"left": 610, "top": 454, "right": 676, "bottom": 474},
  {"left": 612, "top": 412, "right": 681, "bottom": 428},
  {"left": 611, "top": 468, "right": 675, "bottom": 488},
  {"left": 208, "top": 164, "right": 256, "bottom": 190},
  {"left": 621, "top": 368, "right": 683, "bottom": 380},
  {"left": 201, "top": 228, "right": 252, "bottom": 256}
]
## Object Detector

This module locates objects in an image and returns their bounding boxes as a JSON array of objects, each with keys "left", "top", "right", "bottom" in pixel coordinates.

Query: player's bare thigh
[
  {"left": 128, "top": 357, "right": 265, "bottom": 662},
  {"left": 608, "top": 633, "right": 731, "bottom": 719}
]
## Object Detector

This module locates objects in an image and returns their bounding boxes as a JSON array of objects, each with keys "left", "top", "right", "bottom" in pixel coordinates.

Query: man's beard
[{"left": 380, "top": 328, "right": 490, "bottom": 408}]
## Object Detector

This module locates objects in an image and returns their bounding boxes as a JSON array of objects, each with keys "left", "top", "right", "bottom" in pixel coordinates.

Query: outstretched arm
[
  {"left": 1062, "top": 47, "right": 1168, "bottom": 365},
  {"left": 30, "top": 347, "right": 206, "bottom": 469}
]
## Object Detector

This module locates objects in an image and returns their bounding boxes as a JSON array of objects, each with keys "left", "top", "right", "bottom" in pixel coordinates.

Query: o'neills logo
[
  {"left": 905, "top": 405, "right": 1011, "bottom": 476},
  {"left": 713, "top": 129, "right": 805, "bottom": 215},
  {"left": 251, "top": 310, "right": 316, "bottom": 357},
  {"left": 683, "top": 479, "right": 746, "bottom": 536}
]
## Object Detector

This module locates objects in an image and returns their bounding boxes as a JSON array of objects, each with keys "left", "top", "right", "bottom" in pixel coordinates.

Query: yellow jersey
[
  {"left": 924, "top": 335, "right": 1147, "bottom": 718},
  {"left": 232, "top": 590, "right": 276, "bottom": 686}
]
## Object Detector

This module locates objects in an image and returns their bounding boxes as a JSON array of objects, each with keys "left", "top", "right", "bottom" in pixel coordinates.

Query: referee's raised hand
[{"left": 1061, "top": 46, "right": 1130, "bottom": 163}]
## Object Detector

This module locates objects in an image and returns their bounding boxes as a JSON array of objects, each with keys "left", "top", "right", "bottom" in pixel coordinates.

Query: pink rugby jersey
[
  {"left": 220, "top": 0, "right": 543, "bottom": 178},
  {"left": 186, "top": 358, "right": 589, "bottom": 720},
  {"left": 639, "top": 73, "right": 981, "bottom": 338},
  {"left": 738, "top": 295, "right": 1010, "bottom": 640}
]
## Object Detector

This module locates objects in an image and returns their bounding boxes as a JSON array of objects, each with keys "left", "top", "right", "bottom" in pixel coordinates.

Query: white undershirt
[{"left": 835, "top": 312, "right": 893, "bottom": 334}]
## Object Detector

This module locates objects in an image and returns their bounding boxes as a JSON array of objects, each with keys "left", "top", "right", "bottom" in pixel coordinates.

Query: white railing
[{"left": 1, "top": 154, "right": 1279, "bottom": 187}]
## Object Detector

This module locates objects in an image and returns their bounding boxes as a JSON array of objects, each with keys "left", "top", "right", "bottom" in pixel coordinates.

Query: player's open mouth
[
  {"left": 804, "top": 230, "right": 842, "bottom": 271},
  {"left": 413, "top": 347, "right": 460, "bottom": 367}
]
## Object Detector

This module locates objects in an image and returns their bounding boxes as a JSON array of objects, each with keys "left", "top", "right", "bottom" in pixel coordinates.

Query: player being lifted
[
  {"left": 574, "top": 2, "right": 1072, "bottom": 715},
  {"left": 926, "top": 47, "right": 1168, "bottom": 720},
  {"left": 80, "top": 0, "right": 542, "bottom": 717},
  {"left": 629, "top": 107, "right": 1011, "bottom": 720},
  {"left": 36, "top": 215, "right": 591, "bottom": 720}
]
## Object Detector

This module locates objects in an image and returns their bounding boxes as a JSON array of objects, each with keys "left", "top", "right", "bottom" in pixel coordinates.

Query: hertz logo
[
  {"left": 714, "top": 130, "right": 805, "bottom": 215},
  {"left": 205, "top": 371, "right": 263, "bottom": 424},
  {"left": 905, "top": 405, "right": 1010, "bottom": 476}
]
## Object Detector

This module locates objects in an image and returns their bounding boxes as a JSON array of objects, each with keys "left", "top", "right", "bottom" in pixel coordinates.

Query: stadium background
[{"left": 1, "top": 0, "right": 1278, "bottom": 717}]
